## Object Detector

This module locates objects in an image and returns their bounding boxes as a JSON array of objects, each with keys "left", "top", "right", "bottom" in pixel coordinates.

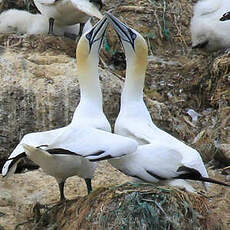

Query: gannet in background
[
  {"left": 2, "top": 16, "right": 138, "bottom": 201},
  {"left": 104, "top": 12, "right": 230, "bottom": 192},
  {"left": 0, "top": 9, "right": 92, "bottom": 36},
  {"left": 33, "top": 0, "right": 103, "bottom": 36},
  {"left": 190, "top": 0, "right": 230, "bottom": 51}
]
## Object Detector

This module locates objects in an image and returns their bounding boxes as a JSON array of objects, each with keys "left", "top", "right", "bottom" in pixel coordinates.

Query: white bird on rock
[
  {"left": 33, "top": 0, "right": 103, "bottom": 36},
  {"left": 1, "top": 16, "right": 138, "bottom": 201},
  {"left": 0, "top": 9, "right": 92, "bottom": 36},
  {"left": 190, "top": 0, "right": 230, "bottom": 51},
  {"left": 104, "top": 12, "right": 230, "bottom": 192}
]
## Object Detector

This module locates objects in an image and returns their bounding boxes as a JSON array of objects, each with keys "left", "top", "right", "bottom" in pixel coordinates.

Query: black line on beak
[{"left": 106, "top": 13, "right": 135, "bottom": 49}]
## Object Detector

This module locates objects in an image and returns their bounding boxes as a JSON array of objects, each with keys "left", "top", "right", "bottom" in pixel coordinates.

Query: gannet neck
[
  {"left": 72, "top": 16, "right": 108, "bottom": 123},
  {"left": 72, "top": 54, "right": 103, "bottom": 123},
  {"left": 121, "top": 37, "right": 148, "bottom": 106},
  {"left": 78, "top": 58, "right": 102, "bottom": 106},
  {"left": 121, "top": 59, "right": 146, "bottom": 105}
]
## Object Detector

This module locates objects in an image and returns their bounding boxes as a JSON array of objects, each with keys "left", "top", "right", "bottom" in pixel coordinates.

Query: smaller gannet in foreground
[
  {"left": 34, "top": 0, "right": 103, "bottom": 36},
  {"left": 0, "top": 9, "right": 92, "bottom": 36},
  {"left": 105, "top": 12, "right": 230, "bottom": 192},
  {"left": 2, "top": 16, "right": 138, "bottom": 201},
  {"left": 190, "top": 0, "right": 230, "bottom": 51}
]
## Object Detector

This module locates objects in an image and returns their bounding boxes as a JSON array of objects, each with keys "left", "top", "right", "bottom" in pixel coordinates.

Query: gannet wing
[
  {"left": 71, "top": 0, "right": 103, "bottom": 19},
  {"left": 136, "top": 144, "right": 184, "bottom": 179},
  {"left": 193, "top": 0, "right": 221, "bottom": 17},
  {"left": 115, "top": 120, "right": 159, "bottom": 144},
  {"left": 112, "top": 143, "right": 229, "bottom": 189},
  {"left": 46, "top": 126, "right": 138, "bottom": 161},
  {"left": 1, "top": 126, "right": 68, "bottom": 177},
  {"left": 138, "top": 144, "right": 222, "bottom": 189},
  {"left": 109, "top": 143, "right": 184, "bottom": 182}
]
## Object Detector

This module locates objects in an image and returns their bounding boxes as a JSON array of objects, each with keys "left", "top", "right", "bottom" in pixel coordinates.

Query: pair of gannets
[
  {"left": 0, "top": 9, "right": 92, "bottom": 36},
  {"left": 190, "top": 0, "right": 230, "bottom": 51},
  {"left": 2, "top": 16, "right": 137, "bottom": 201},
  {"left": 2, "top": 13, "right": 229, "bottom": 201},
  {"left": 33, "top": 0, "right": 103, "bottom": 36}
]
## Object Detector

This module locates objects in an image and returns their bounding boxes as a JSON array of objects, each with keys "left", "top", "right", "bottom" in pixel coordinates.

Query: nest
[{"left": 19, "top": 183, "right": 222, "bottom": 230}]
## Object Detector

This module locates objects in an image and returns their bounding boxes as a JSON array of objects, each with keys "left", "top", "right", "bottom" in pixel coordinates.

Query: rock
[
  {"left": 225, "top": 175, "right": 230, "bottom": 182},
  {"left": 214, "top": 144, "right": 230, "bottom": 166},
  {"left": 0, "top": 189, "right": 12, "bottom": 206},
  {"left": 0, "top": 35, "right": 122, "bottom": 161}
]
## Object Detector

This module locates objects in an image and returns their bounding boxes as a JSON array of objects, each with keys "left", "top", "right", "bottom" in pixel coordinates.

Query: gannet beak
[
  {"left": 105, "top": 12, "right": 136, "bottom": 49},
  {"left": 84, "top": 15, "right": 109, "bottom": 51}
]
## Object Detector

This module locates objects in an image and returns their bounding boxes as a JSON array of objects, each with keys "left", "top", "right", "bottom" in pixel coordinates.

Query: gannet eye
[
  {"left": 129, "top": 29, "right": 137, "bottom": 40},
  {"left": 86, "top": 30, "right": 93, "bottom": 41}
]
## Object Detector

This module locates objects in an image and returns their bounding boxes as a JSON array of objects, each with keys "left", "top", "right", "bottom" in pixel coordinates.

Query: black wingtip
[
  {"left": 199, "top": 176, "right": 230, "bottom": 187},
  {"left": 89, "top": 155, "right": 113, "bottom": 162},
  {"left": 177, "top": 166, "right": 230, "bottom": 187}
]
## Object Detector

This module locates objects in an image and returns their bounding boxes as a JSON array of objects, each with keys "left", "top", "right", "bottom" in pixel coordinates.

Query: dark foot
[
  {"left": 58, "top": 181, "right": 66, "bottom": 201},
  {"left": 85, "top": 178, "right": 92, "bottom": 194},
  {"left": 48, "top": 17, "right": 55, "bottom": 35}
]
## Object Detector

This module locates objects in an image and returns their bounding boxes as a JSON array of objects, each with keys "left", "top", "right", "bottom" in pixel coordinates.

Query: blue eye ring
[{"left": 129, "top": 29, "right": 137, "bottom": 40}]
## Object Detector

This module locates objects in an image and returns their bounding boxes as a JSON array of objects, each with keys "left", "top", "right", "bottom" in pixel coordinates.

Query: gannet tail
[{"left": 2, "top": 152, "right": 27, "bottom": 178}]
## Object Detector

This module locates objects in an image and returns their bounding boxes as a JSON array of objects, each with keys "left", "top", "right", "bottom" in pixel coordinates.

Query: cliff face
[{"left": 0, "top": 35, "right": 122, "bottom": 161}]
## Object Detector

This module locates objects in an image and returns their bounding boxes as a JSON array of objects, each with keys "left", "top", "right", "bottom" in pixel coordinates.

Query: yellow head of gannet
[
  {"left": 71, "top": 15, "right": 111, "bottom": 128},
  {"left": 76, "top": 15, "right": 107, "bottom": 76}
]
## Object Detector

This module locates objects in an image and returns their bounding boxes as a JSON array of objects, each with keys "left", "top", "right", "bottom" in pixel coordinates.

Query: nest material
[
  {"left": 0, "top": 34, "right": 76, "bottom": 57},
  {"left": 0, "top": 0, "right": 38, "bottom": 13},
  {"left": 21, "top": 183, "right": 222, "bottom": 230}
]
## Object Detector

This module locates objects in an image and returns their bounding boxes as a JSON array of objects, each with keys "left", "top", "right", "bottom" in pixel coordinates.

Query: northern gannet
[
  {"left": 2, "top": 16, "right": 138, "bottom": 201},
  {"left": 190, "top": 0, "right": 230, "bottom": 51},
  {"left": 0, "top": 9, "right": 92, "bottom": 36},
  {"left": 33, "top": 0, "right": 103, "bottom": 36},
  {"left": 105, "top": 12, "right": 230, "bottom": 192}
]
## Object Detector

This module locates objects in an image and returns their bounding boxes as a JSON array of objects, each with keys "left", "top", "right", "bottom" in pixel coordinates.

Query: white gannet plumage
[
  {"left": 0, "top": 9, "right": 92, "bottom": 36},
  {"left": 34, "top": 0, "right": 103, "bottom": 35},
  {"left": 105, "top": 12, "right": 230, "bottom": 192},
  {"left": 190, "top": 0, "right": 230, "bottom": 51},
  {"left": 2, "top": 16, "right": 138, "bottom": 201}
]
